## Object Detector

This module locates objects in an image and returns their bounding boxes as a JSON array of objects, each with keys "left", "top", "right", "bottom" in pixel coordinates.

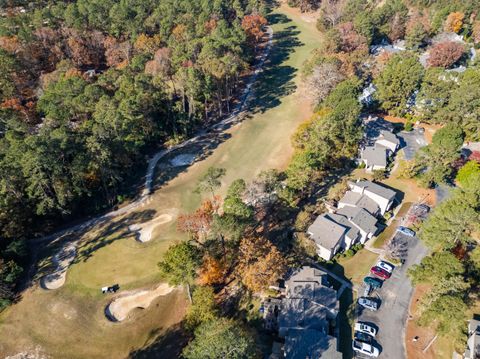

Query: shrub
[
  {"left": 428, "top": 41, "right": 465, "bottom": 68},
  {"left": 344, "top": 249, "right": 355, "bottom": 258},
  {"left": 372, "top": 170, "right": 387, "bottom": 181},
  {"left": 404, "top": 121, "right": 413, "bottom": 131}
]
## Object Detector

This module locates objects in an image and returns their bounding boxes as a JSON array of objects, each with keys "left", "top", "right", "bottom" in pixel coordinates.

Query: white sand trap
[
  {"left": 170, "top": 153, "right": 196, "bottom": 167},
  {"left": 128, "top": 214, "right": 173, "bottom": 242},
  {"left": 106, "top": 283, "right": 174, "bottom": 322},
  {"left": 41, "top": 242, "right": 77, "bottom": 290}
]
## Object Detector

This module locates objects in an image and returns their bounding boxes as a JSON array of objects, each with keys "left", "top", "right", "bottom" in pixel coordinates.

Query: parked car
[
  {"left": 364, "top": 284, "right": 372, "bottom": 297},
  {"left": 371, "top": 266, "right": 391, "bottom": 280},
  {"left": 358, "top": 297, "right": 379, "bottom": 311},
  {"left": 352, "top": 340, "right": 380, "bottom": 357},
  {"left": 376, "top": 260, "right": 394, "bottom": 274},
  {"left": 355, "top": 322, "right": 377, "bottom": 337},
  {"left": 355, "top": 331, "right": 373, "bottom": 344},
  {"left": 397, "top": 226, "right": 416, "bottom": 237},
  {"left": 364, "top": 276, "right": 383, "bottom": 288}
]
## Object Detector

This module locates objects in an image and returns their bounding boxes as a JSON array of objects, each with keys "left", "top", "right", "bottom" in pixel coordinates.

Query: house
[
  {"left": 306, "top": 214, "right": 359, "bottom": 260},
  {"left": 361, "top": 145, "right": 388, "bottom": 172},
  {"left": 348, "top": 180, "right": 396, "bottom": 215},
  {"left": 376, "top": 130, "right": 400, "bottom": 152},
  {"left": 337, "top": 191, "right": 380, "bottom": 216},
  {"left": 269, "top": 266, "right": 342, "bottom": 359},
  {"left": 336, "top": 206, "right": 378, "bottom": 243},
  {"left": 465, "top": 318, "right": 480, "bottom": 359}
]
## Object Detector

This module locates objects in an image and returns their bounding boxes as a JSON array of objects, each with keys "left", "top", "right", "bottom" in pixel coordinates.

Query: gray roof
[
  {"left": 284, "top": 329, "right": 342, "bottom": 359},
  {"left": 338, "top": 191, "right": 380, "bottom": 216},
  {"left": 326, "top": 213, "right": 360, "bottom": 242},
  {"left": 307, "top": 214, "right": 345, "bottom": 250},
  {"left": 361, "top": 145, "right": 387, "bottom": 167},
  {"left": 378, "top": 130, "right": 400, "bottom": 145},
  {"left": 352, "top": 180, "right": 397, "bottom": 202},
  {"left": 336, "top": 206, "right": 378, "bottom": 235},
  {"left": 278, "top": 299, "right": 329, "bottom": 332},
  {"left": 286, "top": 266, "right": 338, "bottom": 313},
  {"left": 469, "top": 319, "right": 480, "bottom": 334}
]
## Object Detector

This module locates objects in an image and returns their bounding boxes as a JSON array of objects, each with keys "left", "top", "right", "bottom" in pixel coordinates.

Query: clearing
[{"left": 0, "top": 4, "right": 321, "bottom": 359}]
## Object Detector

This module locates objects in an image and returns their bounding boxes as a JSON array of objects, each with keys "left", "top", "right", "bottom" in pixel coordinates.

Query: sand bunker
[
  {"left": 128, "top": 214, "right": 173, "bottom": 242},
  {"left": 41, "top": 242, "right": 77, "bottom": 290},
  {"left": 170, "top": 153, "right": 196, "bottom": 167},
  {"left": 105, "top": 283, "right": 175, "bottom": 322}
]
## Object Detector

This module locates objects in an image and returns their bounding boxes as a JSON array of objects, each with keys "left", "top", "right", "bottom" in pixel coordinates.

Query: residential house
[
  {"left": 306, "top": 214, "right": 359, "bottom": 260},
  {"left": 361, "top": 145, "right": 388, "bottom": 172},
  {"left": 267, "top": 266, "right": 342, "bottom": 359},
  {"left": 336, "top": 206, "right": 378, "bottom": 243},
  {"left": 348, "top": 180, "right": 396, "bottom": 215},
  {"left": 465, "top": 318, "right": 480, "bottom": 359},
  {"left": 376, "top": 130, "right": 400, "bottom": 153},
  {"left": 337, "top": 191, "right": 380, "bottom": 216}
]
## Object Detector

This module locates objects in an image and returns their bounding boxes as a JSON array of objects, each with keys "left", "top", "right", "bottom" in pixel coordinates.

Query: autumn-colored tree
[
  {"left": 204, "top": 19, "right": 217, "bottom": 34},
  {"left": 444, "top": 12, "right": 464, "bottom": 33},
  {"left": 388, "top": 13, "right": 406, "bottom": 42},
  {"left": 0, "top": 36, "right": 20, "bottom": 54},
  {"left": 241, "top": 14, "right": 268, "bottom": 46},
  {"left": 198, "top": 256, "right": 226, "bottom": 285},
  {"left": 427, "top": 41, "right": 465, "bottom": 68},
  {"left": 145, "top": 47, "right": 173, "bottom": 78},
  {"left": 237, "top": 237, "right": 287, "bottom": 292},
  {"left": 472, "top": 22, "right": 480, "bottom": 44},
  {"left": 134, "top": 34, "right": 162, "bottom": 54},
  {"left": 177, "top": 198, "right": 220, "bottom": 243},
  {"left": 337, "top": 22, "right": 368, "bottom": 53},
  {"left": 104, "top": 36, "right": 131, "bottom": 67}
]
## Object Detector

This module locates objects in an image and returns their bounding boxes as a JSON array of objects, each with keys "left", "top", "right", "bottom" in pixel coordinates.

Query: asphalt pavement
[
  {"left": 355, "top": 233, "right": 428, "bottom": 359},
  {"left": 397, "top": 130, "right": 427, "bottom": 160}
]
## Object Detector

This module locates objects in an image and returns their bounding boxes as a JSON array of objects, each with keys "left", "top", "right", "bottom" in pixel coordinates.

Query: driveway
[
  {"left": 398, "top": 130, "right": 427, "bottom": 160},
  {"left": 355, "top": 233, "right": 428, "bottom": 359}
]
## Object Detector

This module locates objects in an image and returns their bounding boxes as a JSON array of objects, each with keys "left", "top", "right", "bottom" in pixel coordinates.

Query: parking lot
[{"left": 354, "top": 232, "right": 428, "bottom": 358}]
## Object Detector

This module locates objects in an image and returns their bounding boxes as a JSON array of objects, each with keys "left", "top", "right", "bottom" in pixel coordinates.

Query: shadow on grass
[
  {"left": 74, "top": 209, "right": 157, "bottom": 263},
  {"left": 338, "top": 289, "right": 355, "bottom": 359},
  {"left": 129, "top": 322, "right": 190, "bottom": 359}
]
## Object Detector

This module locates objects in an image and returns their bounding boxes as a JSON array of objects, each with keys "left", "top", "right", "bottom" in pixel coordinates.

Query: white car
[
  {"left": 355, "top": 322, "right": 377, "bottom": 337},
  {"left": 352, "top": 340, "right": 380, "bottom": 357},
  {"left": 376, "top": 260, "right": 394, "bottom": 274}
]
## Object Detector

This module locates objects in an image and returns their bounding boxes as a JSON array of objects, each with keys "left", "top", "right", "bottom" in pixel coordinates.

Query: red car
[{"left": 370, "top": 266, "right": 391, "bottom": 280}]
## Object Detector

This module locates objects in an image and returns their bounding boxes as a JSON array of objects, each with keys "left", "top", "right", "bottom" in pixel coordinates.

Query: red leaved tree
[
  {"left": 241, "top": 14, "right": 268, "bottom": 47},
  {"left": 427, "top": 41, "right": 465, "bottom": 68}
]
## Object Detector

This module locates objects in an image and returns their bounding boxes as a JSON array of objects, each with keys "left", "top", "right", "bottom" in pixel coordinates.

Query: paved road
[
  {"left": 356, "top": 233, "right": 428, "bottom": 359},
  {"left": 398, "top": 129, "right": 427, "bottom": 160}
]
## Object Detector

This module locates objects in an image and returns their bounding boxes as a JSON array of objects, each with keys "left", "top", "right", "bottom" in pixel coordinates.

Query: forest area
[{"left": 0, "top": 0, "right": 269, "bottom": 308}]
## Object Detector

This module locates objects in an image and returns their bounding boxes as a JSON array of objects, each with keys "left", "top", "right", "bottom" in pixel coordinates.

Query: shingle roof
[
  {"left": 307, "top": 214, "right": 345, "bottom": 250},
  {"left": 284, "top": 329, "right": 342, "bottom": 359},
  {"left": 378, "top": 130, "right": 400, "bottom": 145},
  {"left": 336, "top": 206, "right": 378, "bottom": 235},
  {"left": 353, "top": 180, "right": 397, "bottom": 201},
  {"left": 361, "top": 145, "right": 387, "bottom": 167},
  {"left": 326, "top": 213, "right": 360, "bottom": 242},
  {"left": 278, "top": 298, "right": 328, "bottom": 332},
  {"left": 338, "top": 191, "right": 380, "bottom": 216}
]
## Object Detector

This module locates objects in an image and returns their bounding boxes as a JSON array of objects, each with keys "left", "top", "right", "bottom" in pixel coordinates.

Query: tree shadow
[
  {"left": 248, "top": 23, "right": 303, "bottom": 114},
  {"left": 128, "top": 323, "right": 190, "bottom": 359},
  {"left": 74, "top": 209, "right": 157, "bottom": 263},
  {"left": 338, "top": 289, "right": 354, "bottom": 359}
]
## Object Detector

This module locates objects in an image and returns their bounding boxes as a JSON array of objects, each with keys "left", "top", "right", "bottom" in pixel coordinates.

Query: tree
[
  {"left": 427, "top": 41, "right": 464, "bottom": 68},
  {"left": 408, "top": 251, "right": 464, "bottom": 285},
  {"left": 444, "top": 12, "right": 464, "bottom": 33},
  {"left": 158, "top": 241, "right": 202, "bottom": 301},
  {"left": 472, "top": 21, "right": 480, "bottom": 44},
  {"left": 238, "top": 237, "right": 287, "bottom": 292},
  {"left": 182, "top": 318, "right": 258, "bottom": 359},
  {"left": 317, "top": 0, "right": 345, "bottom": 31},
  {"left": 305, "top": 62, "right": 345, "bottom": 104},
  {"left": 198, "top": 256, "right": 226, "bottom": 285},
  {"left": 405, "top": 23, "right": 428, "bottom": 50},
  {"left": 196, "top": 167, "right": 226, "bottom": 198},
  {"left": 418, "top": 294, "right": 467, "bottom": 336},
  {"left": 223, "top": 179, "right": 253, "bottom": 219},
  {"left": 456, "top": 161, "right": 480, "bottom": 188},
  {"left": 374, "top": 54, "right": 424, "bottom": 115},
  {"left": 241, "top": 14, "right": 267, "bottom": 46},
  {"left": 185, "top": 285, "right": 218, "bottom": 329},
  {"left": 385, "top": 235, "right": 408, "bottom": 261},
  {"left": 177, "top": 198, "right": 219, "bottom": 243}
]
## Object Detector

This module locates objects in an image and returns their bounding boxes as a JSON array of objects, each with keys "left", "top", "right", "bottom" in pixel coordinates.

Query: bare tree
[
  {"left": 385, "top": 235, "right": 408, "bottom": 261},
  {"left": 306, "top": 62, "right": 345, "bottom": 104},
  {"left": 319, "top": 0, "right": 345, "bottom": 30}
]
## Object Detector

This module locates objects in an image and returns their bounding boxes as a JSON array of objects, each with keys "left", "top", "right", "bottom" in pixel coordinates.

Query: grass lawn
[
  {"left": 331, "top": 249, "right": 379, "bottom": 287},
  {"left": 0, "top": 5, "right": 322, "bottom": 359},
  {"left": 373, "top": 202, "right": 412, "bottom": 249}
]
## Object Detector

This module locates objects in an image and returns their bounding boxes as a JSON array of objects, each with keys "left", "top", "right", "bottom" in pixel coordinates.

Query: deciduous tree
[{"left": 427, "top": 41, "right": 464, "bottom": 68}]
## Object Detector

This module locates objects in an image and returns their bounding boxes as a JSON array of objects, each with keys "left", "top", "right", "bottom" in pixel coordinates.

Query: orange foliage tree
[
  {"left": 241, "top": 14, "right": 268, "bottom": 46},
  {"left": 427, "top": 41, "right": 465, "bottom": 68},
  {"left": 134, "top": 34, "right": 162, "bottom": 54},
  {"left": 237, "top": 237, "right": 287, "bottom": 292},
  {"left": 177, "top": 197, "right": 220, "bottom": 243},
  {"left": 444, "top": 12, "right": 465, "bottom": 33},
  {"left": 199, "top": 256, "right": 226, "bottom": 285}
]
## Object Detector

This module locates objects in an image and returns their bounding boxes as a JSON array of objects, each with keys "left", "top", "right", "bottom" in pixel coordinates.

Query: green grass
[
  {"left": 373, "top": 202, "right": 412, "bottom": 249},
  {"left": 0, "top": 5, "right": 322, "bottom": 359},
  {"left": 330, "top": 249, "right": 379, "bottom": 286}
]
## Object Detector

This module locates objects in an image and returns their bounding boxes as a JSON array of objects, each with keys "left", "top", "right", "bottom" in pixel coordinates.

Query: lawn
[
  {"left": 330, "top": 249, "right": 379, "bottom": 286},
  {"left": 373, "top": 201, "right": 412, "bottom": 249},
  {"left": 0, "top": 5, "right": 322, "bottom": 359}
]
